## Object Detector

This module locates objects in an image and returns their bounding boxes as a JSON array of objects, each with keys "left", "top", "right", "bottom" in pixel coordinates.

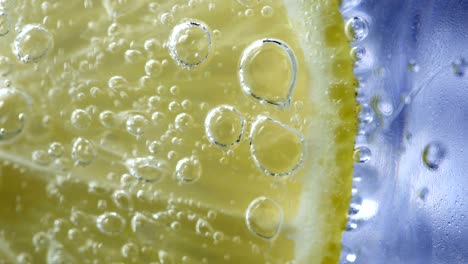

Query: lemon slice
[{"left": 0, "top": 0, "right": 356, "bottom": 263}]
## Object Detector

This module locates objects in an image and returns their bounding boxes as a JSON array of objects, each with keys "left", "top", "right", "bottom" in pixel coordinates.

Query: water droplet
[
  {"left": 205, "top": 105, "right": 245, "bottom": 147},
  {"left": 70, "top": 109, "right": 91, "bottom": 129},
  {"left": 145, "top": 59, "right": 163, "bottom": 76},
  {"left": 245, "top": 197, "right": 283, "bottom": 239},
  {"left": 0, "top": 13, "right": 10, "bottom": 36},
  {"left": 96, "top": 212, "right": 126, "bottom": 236},
  {"left": 175, "top": 157, "right": 202, "bottom": 183},
  {"left": 353, "top": 146, "right": 371, "bottom": 163},
  {"left": 422, "top": 142, "right": 446, "bottom": 170},
  {"left": 126, "top": 114, "right": 148, "bottom": 136},
  {"left": 451, "top": 58, "right": 467, "bottom": 77},
  {"left": 0, "top": 87, "right": 32, "bottom": 143},
  {"left": 14, "top": 24, "right": 52, "bottom": 63},
  {"left": 127, "top": 156, "right": 166, "bottom": 182},
  {"left": 175, "top": 113, "right": 194, "bottom": 131},
  {"left": 71, "top": 137, "right": 97, "bottom": 166},
  {"left": 239, "top": 39, "right": 297, "bottom": 107},
  {"left": 250, "top": 116, "right": 305, "bottom": 177},
  {"left": 345, "top": 16, "right": 369, "bottom": 41},
  {"left": 261, "top": 6, "right": 274, "bottom": 17},
  {"left": 48, "top": 142, "right": 64, "bottom": 157},
  {"left": 0, "top": 56, "right": 12, "bottom": 76},
  {"left": 168, "top": 20, "right": 212, "bottom": 69}
]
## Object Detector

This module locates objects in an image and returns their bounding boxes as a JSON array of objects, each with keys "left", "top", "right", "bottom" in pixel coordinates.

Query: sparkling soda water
[{"left": 341, "top": 0, "right": 468, "bottom": 263}]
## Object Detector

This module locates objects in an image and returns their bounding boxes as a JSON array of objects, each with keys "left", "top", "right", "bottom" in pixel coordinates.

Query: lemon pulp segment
[{"left": 0, "top": 0, "right": 356, "bottom": 263}]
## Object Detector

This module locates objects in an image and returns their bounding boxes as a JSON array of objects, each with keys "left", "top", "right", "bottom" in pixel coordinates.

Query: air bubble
[
  {"left": 168, "top": 20, "right": 212, "bottom": 69},
  {"left": 422, "top": 142, "right": 446, "bottom": 170},
  {"left": 108, "top": 75, "right": 128, "bottom": 91},
  {"left": 48, "top": 142, "right": 64, "bottom": 157},
  {"left": 124, "top": 49, "right": 143, "bottom": 64},
  {"left": 32, "top": 150, "right": 51, "bottom": 165},
  {"left": 126, "top": 114, "right": 148, "bottom": 136},
  {"left": 121, "top": 242, "right": 139, "bottom": 259},
  {"left": 99, "top": 110, "right": 117, "bottom": 128},
  {"left": 250, "top": 116, "right": 305, "bottom": 177},
  {"left": 145, "top": 59, "right": 163, "bottom": 76},
  {"left": 70, "top": 109, "right": 91, "bottom": 129},
  {"left": 245, "top": 197, "right": 283, "bottom": 239},
  {"left": 350, "top": 46, "right": 366, "bottom": 61},
  {"left": 127, "top": 156, "right": 166, "bottom": 182},
  {"left": 172, "top": 113, "right": 193, "bottom": 132},
  {"left": 175, "top": 157, "right": 202, "bottom": 183},
  {"left": 239, "top": 39, "right": 297, "bottom": 107},
  {"left": 0, "top": 13, "right": 10, "bottom": 36},
  {"left": 71, "top": 137, "right": 97, "bottom": 166},
  {"left": 261, "top": 6, "right": 274, "bottom": 17},
  {"left": 0, "top": 87, "right": 31, "bottom": 143},
  {"left": 345, "top": 16, "right": 369, "bottom": 41},
  {"left": 451, "top": 58, "right": 467, "bottom": 77},
  {"left": 96, "top": 212, "right": 126, "bottom": 236},
  {"left": 353, "top": 146, "right": 371, "bottom": 163},
  {"left": 14, "top": 24, "right": 52, "bottom": 63},
  {"left": 205, "top": 105, "right": 245, "bottom": 147},
  {"left": 112, "top": 190, "right": 133, "bottom": 210}
]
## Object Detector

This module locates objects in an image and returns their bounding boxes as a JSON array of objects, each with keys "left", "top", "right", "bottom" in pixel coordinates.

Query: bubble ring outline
[{"left": 204, "top": 105, "right": 246, "bottom": 148}]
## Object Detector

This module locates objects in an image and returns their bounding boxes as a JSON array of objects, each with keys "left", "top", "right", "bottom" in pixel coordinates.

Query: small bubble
[
  {"left": 168, "top": 20, "right": 212, "bottom": 69},
  {"left": 353, "top": 146, "right": 371, "bottom": 163},
  {"left": 176, "top": 157, "right": 202, "bottom": 183},
  {"left": 418, "top": 187, "right": 429, "bottom": 201},
  {"left": 171, "top": 221, "right": 181, "bottom": 230},
  {"left": 350, "top": 46, "right": 366, "bottom": 61},
  {"left": 71, "top": 109, "right": 91, "bottom": 129},
  {"left": 345, "top": 16, "right": 369, "bottom": 41},
  {"left": 0, "top": 87, "right": 31, "bottom": 143},
  {"left": 168, "top": 101, "right": 181, "bottom": 113},
  {"left": 48, "top": 142, "right": 64, "bottom": 157},
  {"left": 0, "top": 13, "right": 10, "bottom": 36},
  {"left": 14, "top": 24, "right": 52, "bottom": 63},
  {"left": 124, "top": 49, "right": 143, "bottom": 64},
  {"left": 113, "top": 190, "right": 133, "bottom": 210},
  {"left": 159, "top": 250, "right": 174, "bottom": 264},
  {"left": 121, "top": 242, "right": 139, "bottom": 259},
  {"left": 160, "top": 13, "right": 174, "bottom": 25},
  {"left": 16, "top": 253, "right": 33, "bottom": 264},
  {"left": 205, "top": 105, "right": 245, "bottom": 147},
  {"left": 148, "top": 141, "right": 162, "bottom": 154},
  {"left": 126, "top": 114, "right": 148, "bottom": 136},
  {"left": 422, "top": 142, "right": 446, "bottom": 170},
  {"left": 71, "top": 137, "right": 97, "bottom": 166},
  {"left": 99, "top": 110, "right": 117, "bottom": 128},
  {"left": 145, "top": 59, "right": 163, "bottom": 76},
  {"left": 108, "top": 75, "right": 128, "bottom": 90},
  {"left": 408, "top": 60, "right": 420, "bottom": 72},
  {"left": 451, "top": 58, "right": 467, "bottom": 77},
  {"left": 250, "top": 116, "right": 305, "bottom": 177},
  {"left": 245, "top": 197, "right": 283, "bottom": 239},
  {"left": 239, "top": 39, "right": 297, "bottom": 107},
  {"left": 175, "top": 113, "right": 194, "bottom": 131},
  {"left": 144, "top": 38, "right": 161, "bottom": 53},
  {"left": 32, "top": 150, "right": 51, "bottom": 165},
  {"left": 127, "top": 156, "right": 167, "bottom": 182},
  {"left": 213, "top": 231, "right": 224, "bottom": 242},
  {"left": 96, "top": 212, "right": 126, "bottom": 236},
  {"left": 261, "top": 6, "right": 274, "bottom": 17},
  {"left": 244, "top": 9, "right": 254, "bottom": 17},
  {"left": 340, "top": 246, "right": 358, "bottom": 263},
  {"left": 32, "top": 232, "right": 49, "bottom": 250}
]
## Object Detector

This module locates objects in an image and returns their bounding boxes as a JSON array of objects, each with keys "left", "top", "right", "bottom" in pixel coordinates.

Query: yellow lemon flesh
[{"left": 0, "top": 0, "right": 356, "bottom": 263}]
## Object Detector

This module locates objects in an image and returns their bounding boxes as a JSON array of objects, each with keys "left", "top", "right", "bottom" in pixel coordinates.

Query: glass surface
[{"left": 341, "top": 0, "right": 468, "bottom": 263}]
